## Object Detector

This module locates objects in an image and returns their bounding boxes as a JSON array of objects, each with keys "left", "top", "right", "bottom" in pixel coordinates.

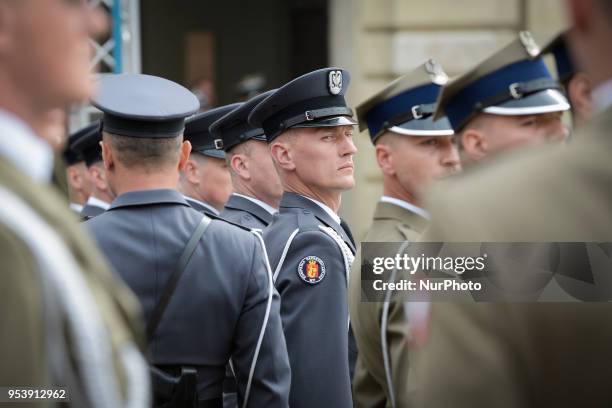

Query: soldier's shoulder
[
  {"left": 0, "top": 220, "right": 39, "bottom": 272},
  {"left": 83, "top": 208, "right": 115, "bottom": 230},
  {"left": 365, "top": 218, "right": 420, "bottom": 242},
  {"left": 0, "top": 196, "right": 48, "bottom": 308},
  {"left": 208, "top": 213, "right": 256, "bottom": 237}
]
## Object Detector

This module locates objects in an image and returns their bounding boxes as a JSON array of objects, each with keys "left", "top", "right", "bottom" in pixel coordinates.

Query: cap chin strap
[
  {"left": 381, "top": 103, "right": 437, "bottom": 131},
  {"left": 475, "top": 78, "right": 561, "bottom": 111},
  {"left": 278, "top": 106, "right": 354, "bottom": 131}
]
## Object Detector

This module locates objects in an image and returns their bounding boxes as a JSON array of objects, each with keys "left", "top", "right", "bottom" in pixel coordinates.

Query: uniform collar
[
  {"left": 280, "top": 192, "right": 355, "bottom": 252},
  {"left": 232, "top": 193, "right": 277, "bottom": 215},
  {"left": 226, "top": 193, "right": 275, "bottom": 225},
  {"left": 110, "top": 189, "right": 189, "bottom": 210},
  {"left": 380, "top": 196, "right": 430, "bottom": 220},
  {"left": 592, "top": 78, "right": 612, "bottom": 114},
  {"left": 183, "top": 195, "right": 219, "bottom": 215},
  {"left": 0, "top": 109, "right": 53, "bottom": 183},
  {"left": 303, "top": 196, "right": 341, "bottom": 225},
  {"left": 375, "top": 198, "right": 429, "bottom": 234},
  {"left": 86, "top": 196, "right": 111, "bottom": 210},
  {"left": 69, "top": 202, "right": 84, "bottom": 213}
]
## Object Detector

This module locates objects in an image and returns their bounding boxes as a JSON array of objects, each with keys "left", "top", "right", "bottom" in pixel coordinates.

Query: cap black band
[
  {"left": 102, "top": 114, "right": 185, "bottom": 138},
  {"left": 382, "top": 103, "right": 436, "bottom": 130},
  {"left": 476, "top": 78, "right": 561, "bottom": 111},
  {"left": 63, "top": 149, "right": 82, "bottom": 166},
  {"left": 261, "top": 95, "right": 352, "bottom": 141},
  {"left": 280, "top": 106, "right": 354, "bottom": 130}
]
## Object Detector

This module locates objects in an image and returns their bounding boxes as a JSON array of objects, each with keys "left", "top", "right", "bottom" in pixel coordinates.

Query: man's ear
[
  {"left": 230, "top": 154, "right": 250, "bottom": 181},
  {"left": 88, "top": 165, "right": 102, "bottom": 191},
  {"left": 66, "top": 166, "right": 81, "bottom": 190},
  {"left": 178, "top": 141, "right": 192, "bottom": 171},
  {"left": 101, "top": 141, "right": 114, "bottom": 171},
  {"left": 461, "top": 128, "right": 488, "bottom": 161},
  {"left": 375, "top": 143, "right": 395, "bottom": 177},
  {"left": 270, "top": 141, "right": 295, "bottom": 171},
  {"left": 568, "top": 73, "right": 594, "bottom": 119}
]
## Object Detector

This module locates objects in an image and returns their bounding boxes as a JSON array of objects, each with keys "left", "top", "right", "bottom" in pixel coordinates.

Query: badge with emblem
[
  {"left": 298, "top": 256, "right": 326, "bottom": 285},
  {"left": 328, "top": 70, "right": 343, "bottom": 95},
  {"left": 519, "top": 31, "right": 540, "bottom": 57},
  {"left": 425, "top": 59, "right": 448, "bottom": 85}
]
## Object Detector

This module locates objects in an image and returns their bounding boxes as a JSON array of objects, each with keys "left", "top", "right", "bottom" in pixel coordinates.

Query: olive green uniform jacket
[
  {"left": 349, "top": 200, "right": 428, "bottom": 408},
  {"left": 415, "top": 107, "right": 612, "bottom": 408},
  {"left": 0, "top": 156, "right": 148, "bottom": 407}
]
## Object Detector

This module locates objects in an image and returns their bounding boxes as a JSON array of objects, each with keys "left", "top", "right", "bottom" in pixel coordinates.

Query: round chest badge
[{"left": 298, "top": 256, "right": 326, "bottom": 285}]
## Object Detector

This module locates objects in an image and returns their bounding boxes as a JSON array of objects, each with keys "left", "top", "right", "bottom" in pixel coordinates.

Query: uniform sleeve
[
  {"left": 387, "top": 300, "right": 414, "bottom": 406},
  {"left": 352, "top": 355, "right": 386, "bottom": 408},
  {"left": 0, "top": 224, "right": 48, "bottom": 392},
  {"left": 230, "top": 234, "right": 291, "bottom": 408},
  {"left": 276, "top": 230, "right": 353, "bottom": 408},
  {"left": 415, "top": 302, "right": 527, "bottom": 408}
]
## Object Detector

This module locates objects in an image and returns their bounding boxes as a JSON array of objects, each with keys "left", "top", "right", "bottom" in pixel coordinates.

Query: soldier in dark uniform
[
  {"left": 85, "top": 73, "right": 291, "bottom": 408},
  {"left": 249, "top": 68, "right": 358, "bottom": 408},
  {"left": 210, "top": 90, "right": 282, "bottom": 229},
  {"left": 71, "top": 121, "right": 114, "bottom": 220},
  {"left": 180, "top": 104, "right": 240, "bottom": 217},
  {"left": 63, "top": 125, "right": 93, "bottom": 214}
]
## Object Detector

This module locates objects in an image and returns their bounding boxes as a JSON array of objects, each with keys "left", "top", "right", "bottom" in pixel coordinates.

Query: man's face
[
  {"left": 291, "top": 125, "right": 357, "bottom": 193},
  {"left": 66, "top": 162, "right": 93, "bottom": 199},
  {"left": 194, "top": 156, "right": 232, "bottom": 210},
  {"left": 380, "top": 134, "right": 461, "bottom": 201},
  {"left": 89, "top": 161, "right": 114, "bottom": 199},
  {"left": 463, "top": 112, "right": 568, "bottom": 160},
  {"left": 3, "top": 0, "right": 97, "bottom": 107},
  {"left": 247, "top": 140, "right": 283, "bottom": 203}
]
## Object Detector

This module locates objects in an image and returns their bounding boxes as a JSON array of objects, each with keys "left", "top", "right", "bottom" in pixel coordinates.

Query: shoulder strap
[{"left": 146, "top": 215, "right": 212, "bottom": 339}]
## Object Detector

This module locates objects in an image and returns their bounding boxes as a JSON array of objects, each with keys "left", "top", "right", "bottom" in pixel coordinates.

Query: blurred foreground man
[
  {"left": 349, "top": 60, "right": 460, "bottom": 408},
  {"left": 436, "top": 31, "right": 570, "bottom": 166},
  {"left": 86, "top": 74, "right": 290, "bottom": 408},
  {"left": 180, "top": 104, "right": 238, "bottom": 216},
  {"left": 211, "top": 90, "right": 283, "bottom": 229},
  {"left": 0, "top": 1, "right": 149, "bottom": 406},
  {"left": 250, "top": 68, "right": 358, "bottom": 408},
  {"left": 416, "top": 1, "right": 612, "bottom": 407},
  {"left": 71, "top": 122, "right": 114, "bottom": 220}
]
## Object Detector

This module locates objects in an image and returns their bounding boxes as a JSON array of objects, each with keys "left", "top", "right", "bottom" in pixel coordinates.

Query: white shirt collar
[
  {"left": 233, "top": 193, "right": 277, "bottom": 215},
  {"left": 69, "top": 202, "right": 84, "bottom": 213},
  {"left": 183, "top": 195, "right": 220, "bottom": 215},
  {"left": 380, "top": 195, "right": 431, "bottom": 220},
  {"left": 86, "top": 196, "right": 111, "bottom": 210},
  {"left": 592, "top": 79, "right": 612, "bottom": 113},
  {"left": 0, "top": 109, "right": 53, "bottom": 183},
  {"left": 303, "top": 195, "right": 341, "bottom": 225}
]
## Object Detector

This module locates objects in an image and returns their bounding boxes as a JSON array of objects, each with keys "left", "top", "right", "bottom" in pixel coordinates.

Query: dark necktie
[{"left": 340, "top": 218, "right": 356, "bottom": 248}]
